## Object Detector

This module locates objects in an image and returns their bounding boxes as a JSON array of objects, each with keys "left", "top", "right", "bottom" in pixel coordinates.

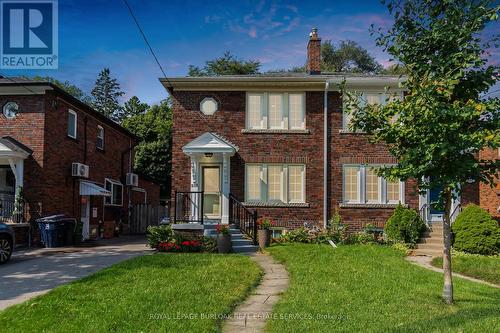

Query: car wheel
[{"left": 0, "top": 235, "right": 13, "bottom": 264}]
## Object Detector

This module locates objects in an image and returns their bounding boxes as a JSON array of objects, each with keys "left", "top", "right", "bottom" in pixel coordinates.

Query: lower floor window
[
  {"left": 104, "top": 179, "right": 123, "bottom": 206},
  {"left": 245, "top": 164, "right": 305, "bottom": 203},
  {"left": 343, "top": 165, "right": 404, "bottom": 204}
]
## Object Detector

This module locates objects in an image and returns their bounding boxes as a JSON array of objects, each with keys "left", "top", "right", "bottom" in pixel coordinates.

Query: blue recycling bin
[{"left": 37, "top": 215, "right": 75, "bottom": 248}]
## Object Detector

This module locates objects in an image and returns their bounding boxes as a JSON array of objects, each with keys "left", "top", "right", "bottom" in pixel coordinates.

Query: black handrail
[
  {"left": 0, "top": 199, "right": 26, "bottom": 223},
  {"left": 229, "top": 193, "right": 257, "bottom": 245},
  {"left": 173, "top": 191, "right": 204, "bottom": 224}
]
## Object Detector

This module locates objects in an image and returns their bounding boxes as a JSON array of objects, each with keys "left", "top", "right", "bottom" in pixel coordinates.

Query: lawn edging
[{"left": 430, "top": 254, "right": 500, "bottom": 286}]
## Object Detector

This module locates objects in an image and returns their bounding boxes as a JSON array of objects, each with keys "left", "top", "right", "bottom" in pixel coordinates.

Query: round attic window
[
  {"left": 3, "top": 102, "right": 19, "bottom": 119},
  {"left": 200, "top": 98, "right": 218, "bottom": 115}
]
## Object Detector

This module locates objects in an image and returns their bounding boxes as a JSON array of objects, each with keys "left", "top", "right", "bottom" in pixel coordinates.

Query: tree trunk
[{"left": 442, "top": 187, "right": 453, "bottom": 304}]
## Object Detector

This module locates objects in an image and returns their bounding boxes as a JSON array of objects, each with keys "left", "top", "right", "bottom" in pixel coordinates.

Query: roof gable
[{"left": 182, "top": 132, "right": 238, "bottom": 154}]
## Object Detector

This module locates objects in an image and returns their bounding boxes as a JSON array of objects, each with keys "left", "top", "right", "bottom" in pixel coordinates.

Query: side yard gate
[{"left": 129, "top": 204, "right": 168, "bottom": 234}]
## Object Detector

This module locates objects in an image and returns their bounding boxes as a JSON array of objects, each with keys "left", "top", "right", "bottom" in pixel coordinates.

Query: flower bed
[{"left": 158, "top": 240, "right": 202, "bottom": 253}]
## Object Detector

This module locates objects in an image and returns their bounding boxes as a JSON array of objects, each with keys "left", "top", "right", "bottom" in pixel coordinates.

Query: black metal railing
[
  {"left": 173, "top": 191, "right": 204, "bottom": 224},
  {"left": 0, "top": 199, "right": 27, "bottom": 223},
  {"left": 229, "top": 194, "right": 257, "bottom": 245}
]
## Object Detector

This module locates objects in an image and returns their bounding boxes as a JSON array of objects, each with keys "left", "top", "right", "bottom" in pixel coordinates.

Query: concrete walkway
[
  {"left": 407, "top": 255, "right": 499, "bottom": 288},
  {"left": 0, "top": 236, "right": 152, "bottom": 310},
  {"left": 223, "top": 252, "right": 289, "bottom": 333}
]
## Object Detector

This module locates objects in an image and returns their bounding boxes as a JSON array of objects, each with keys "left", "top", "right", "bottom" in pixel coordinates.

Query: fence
[{"left": 129, "top": 204, "right": 168, "bottom": 234}]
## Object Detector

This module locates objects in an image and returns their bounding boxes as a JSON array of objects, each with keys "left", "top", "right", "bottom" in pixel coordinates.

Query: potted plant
[
  {"left": 257, "top": 218, "right": 274, "bottom": 248},
  {"left": 216, "top": 224, "right": 232, "bottom": 253}
]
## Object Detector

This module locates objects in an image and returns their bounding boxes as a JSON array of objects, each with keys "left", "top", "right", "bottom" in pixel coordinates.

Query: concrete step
[
  {"left": 413, "top": 248, "right": 443, "bottom": 257},
  {"left": 231, "top": 238, "right": 254, "bottom": 246},
  {"left": 417, "top": 243, "right": 443, "bottom": 251},
  {"left": 232, "top": 245, "right": 259, "bottom": 253},
  {"left": 418, "top": 237, "right": 443, "bottom": 245},
  {"left": 422, "top": 230, "right": 443, "bottom": 237}
]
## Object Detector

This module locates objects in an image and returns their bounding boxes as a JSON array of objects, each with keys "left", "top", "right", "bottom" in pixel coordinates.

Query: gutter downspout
[{"left": 323, "top": 81, "right": 330, "bottom": 228}]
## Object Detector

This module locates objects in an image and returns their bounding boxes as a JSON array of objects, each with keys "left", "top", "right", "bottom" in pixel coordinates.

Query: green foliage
[
  {"left": 432, "top": 252, "right": 500, "bottom": 284},
  {"left": 385, "top": 204, "right": 426, "bottom": 245},
  {"left": 188, "top": 51, "right": 260, "bottom": 76},
  {"left": 343, "top": 0, "right": 500, "bottom": 201},
  {"left": 32, "top": 76, "right": 92, "bottom": 104},
  {"left": 452, "top": 204, "right": 500, "bottom": 255},
  {"left": 91, "top": 68, "right": 125, "bottom": 122},
  {"left": 123, "top": 96, "right": 149, "bottom": 118},
  {"left": 122, "top": 99, "right": 172, "bottom": 195},
  {"left": 146, "top": 225, "right": 175, "bottom": 248},
  {"left": 321, "top": 40, "right": 382, "bottom": 73},
  {"left": 199, "top": 236, "right": 218, "bottom": 253}
]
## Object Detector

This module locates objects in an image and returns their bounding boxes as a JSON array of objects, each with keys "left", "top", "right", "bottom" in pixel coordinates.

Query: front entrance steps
[
  {"left": 413, "top": 223, "right": 444, "bottom": 257},
  {"left": 203, "top": 224, "right": 259, "bottom": 253}
]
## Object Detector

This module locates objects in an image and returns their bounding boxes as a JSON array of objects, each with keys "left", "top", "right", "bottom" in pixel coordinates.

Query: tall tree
[
  {"left": 188, "top": 51, "right": 261, "bottom": 76},
  {"left": 122, "top": 99, "right": 172, "bottom": 196},
  {"left": 32, "top": 76, "right": 92, "bottom": 104},
  {"left": 344, "top": 0, "right": 499, "bottom": 304},
  {"left": 91, "top": 68, "right": 125, "bottom": 122},
  {"left": 124, "top": 96, "right": 149, "bottom": 119},
  {"left": 322, "top": 40, "right": 383, "bottom": 73}
]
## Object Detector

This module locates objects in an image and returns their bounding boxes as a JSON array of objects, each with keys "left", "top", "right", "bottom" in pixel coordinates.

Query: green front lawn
[
  {"left": 432, "top": 254, "right": 500, "bottom": 285},
  {"left": 267, "top": 244, "right": 500, "bottom": 333},
  {"left": 0, "top": 253, "right": 262, "bottom": 333}
]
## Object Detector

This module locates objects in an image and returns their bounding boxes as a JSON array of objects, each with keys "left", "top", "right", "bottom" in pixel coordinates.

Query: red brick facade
[
  {"left": 478, "top": 148, "right": 499, "bottom": 219},
  {"left": 0, "top": 83, "right": 160, "bottom": 241},
  {"left": 169, "top": 87, "right": 493, "bottom": 231}
]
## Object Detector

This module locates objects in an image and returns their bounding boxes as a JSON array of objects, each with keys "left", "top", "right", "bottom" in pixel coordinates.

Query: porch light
[{"left": 204, "top": 153, "right": 213, "bottom": 158}]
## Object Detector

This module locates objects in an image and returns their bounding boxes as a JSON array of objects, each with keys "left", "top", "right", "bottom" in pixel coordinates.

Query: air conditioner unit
[
  {"left": 72, "top": 163, "right": 89, "bottom": 178},
  {"left": 126, "top": 173, "right": 139, "bottom": 187}
]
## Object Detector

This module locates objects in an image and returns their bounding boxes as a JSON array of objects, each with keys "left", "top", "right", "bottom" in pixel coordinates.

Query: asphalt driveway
[{"left": 0, "top": 236, "right": 151, "bottom": 310}]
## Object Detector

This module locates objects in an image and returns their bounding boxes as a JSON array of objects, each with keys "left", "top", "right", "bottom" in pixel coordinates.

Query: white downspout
[{"left": 323, "top": 81, "right": 330, "bottom": 228}]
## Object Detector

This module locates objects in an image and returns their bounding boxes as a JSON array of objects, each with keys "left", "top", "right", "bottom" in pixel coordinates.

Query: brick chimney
[{"left": 307, "top": 27, "right": 321, "bottom": 75}]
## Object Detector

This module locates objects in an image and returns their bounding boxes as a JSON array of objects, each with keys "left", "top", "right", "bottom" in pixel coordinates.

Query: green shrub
[
  {"left": 146, "top": 225, "right": 175, "bottom": 249},
  {"left": 199, "top": 236, "right": 217, "bottom": 253},
  {"left": 452, "top": 204, "right": 500, "bottom": 255},
  {"left": 384, "top": 204, "right": 426, "bottom": 245},
  {"left": 355, "top": 231, "right": 377, "bottom": 244}
]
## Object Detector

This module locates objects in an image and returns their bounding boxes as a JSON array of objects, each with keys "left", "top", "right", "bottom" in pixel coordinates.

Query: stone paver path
[
  {"left": 407, "top": 255, "right": 499, "bottom": 288},
  {"left": 223, "top": 252, "right": 289, "bottom": 333}
]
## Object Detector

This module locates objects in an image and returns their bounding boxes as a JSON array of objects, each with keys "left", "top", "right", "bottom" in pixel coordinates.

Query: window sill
[
  {"left": 339, "top": 203, "right": 407, "bottom": 209},
  {"left": 242, "top": 129, "right": 310, "bottom": 134},
  {"left": 67, "top": 135, "right": 79, "bottom": 142},
  {"left": 338, "top": 130, "right": 366, "bottom": 134},
  {"left": 243, "top": 201, "right": 310, "bottom": 208}
]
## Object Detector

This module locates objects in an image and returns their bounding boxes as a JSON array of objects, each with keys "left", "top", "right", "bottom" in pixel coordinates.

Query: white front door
[
  {"left": 81, "top": 196, "right": 90, "bottom": 240},
  {"left": 202, "top": 165, "right": 221, "bottom": 219}
]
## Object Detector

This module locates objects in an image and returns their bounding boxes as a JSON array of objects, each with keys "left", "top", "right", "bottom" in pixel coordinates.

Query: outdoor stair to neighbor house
[{"left": 414, "top": 223, "right": 444, "bottom": 257}]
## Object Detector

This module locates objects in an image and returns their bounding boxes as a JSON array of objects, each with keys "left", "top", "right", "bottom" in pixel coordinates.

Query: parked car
[{"left": 0, "top": 222, "right": 14, "bottom": 264}]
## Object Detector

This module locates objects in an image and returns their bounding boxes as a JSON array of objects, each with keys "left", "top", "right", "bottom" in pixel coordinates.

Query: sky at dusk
[{"left": 3, "top": 0, "right": 499, "bottom": 104}]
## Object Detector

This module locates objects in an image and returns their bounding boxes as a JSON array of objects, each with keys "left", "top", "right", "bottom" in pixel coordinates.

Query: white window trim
[
  {"left": 245, "top": 163, "right": 306, "bottom": 204},
  {"left": 343, "top": 164, "right": 405, "bottom": 204},
  {"left": 68, "top": 110, "right": 77, "bottom": 139},
  {"left": 342, "top": 91, "right": 404, "bottom": 130},
  {"left": 104, "top": 178, "right": 124, "bottom": 207},
  {"left": 246, "top": 92, "right": 306, "bottom": 130},
  {"left": 97, "top": 125, "right": 105, "bottom": 150}
]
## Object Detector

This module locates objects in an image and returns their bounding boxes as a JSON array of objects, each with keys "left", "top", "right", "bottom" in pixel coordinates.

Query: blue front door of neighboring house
[{"left": 429, "top": 186, "right": 444, "bottom": 215}]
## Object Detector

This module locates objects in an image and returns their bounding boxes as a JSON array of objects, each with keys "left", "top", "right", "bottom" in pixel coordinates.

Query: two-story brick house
[
  {"left": 164, "top": 29, "right": 494, "bottom": 233},
  {"left": 0, "top": 78, "right": 160, "bottom": 243}
]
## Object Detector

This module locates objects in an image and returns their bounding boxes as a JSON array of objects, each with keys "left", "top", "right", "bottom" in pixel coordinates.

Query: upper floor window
[
  {"left": 343, "top": 164, "right": 404, "bottom": 204},
  {"left": 97, "top": 125, "right": 105, "bottom": 150},
  {"left": 245, "top": 163, "right": 305, "bottom": 204},
  {"left": 246, "top": 92, "right": 305, "bottom": 130},
  {"left": 343, "top": 91, "right": 403, "bottom": 130},
  {"left": 68, "top": 110, "right": 77, "bottom": 139},
  {"left": 104, "top": 179, "right": 123, "bottom": 206}
]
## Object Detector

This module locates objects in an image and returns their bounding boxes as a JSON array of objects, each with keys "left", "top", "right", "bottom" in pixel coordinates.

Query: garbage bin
[{"left": 37, "top": 215, "right": 77, "bottom": 248}]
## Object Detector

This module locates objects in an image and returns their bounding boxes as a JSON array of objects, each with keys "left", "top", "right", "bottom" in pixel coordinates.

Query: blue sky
[{"left": 4, "top": 0, "right": 500, "bottom": 104}]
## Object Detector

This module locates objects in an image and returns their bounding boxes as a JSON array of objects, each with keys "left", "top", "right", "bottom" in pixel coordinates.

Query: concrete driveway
[{"left": 0, "top": 236, "right": 152, "bottom": 310}]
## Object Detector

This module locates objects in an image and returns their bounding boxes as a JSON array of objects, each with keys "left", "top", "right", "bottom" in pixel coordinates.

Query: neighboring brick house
[
  {"left": 162, "top": 28, "right": 495, "bottom": 232},
  {"left": 478, "top": 148, "right": 500, "bottom": 220},
  {"left": 0, "top": 78, "right": 160, "bottom": 242}
]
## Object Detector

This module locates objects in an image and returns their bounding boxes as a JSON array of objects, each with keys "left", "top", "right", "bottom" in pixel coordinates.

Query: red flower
[{"left": 182, "top": 241, "right": 190, "bottom": 246}]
